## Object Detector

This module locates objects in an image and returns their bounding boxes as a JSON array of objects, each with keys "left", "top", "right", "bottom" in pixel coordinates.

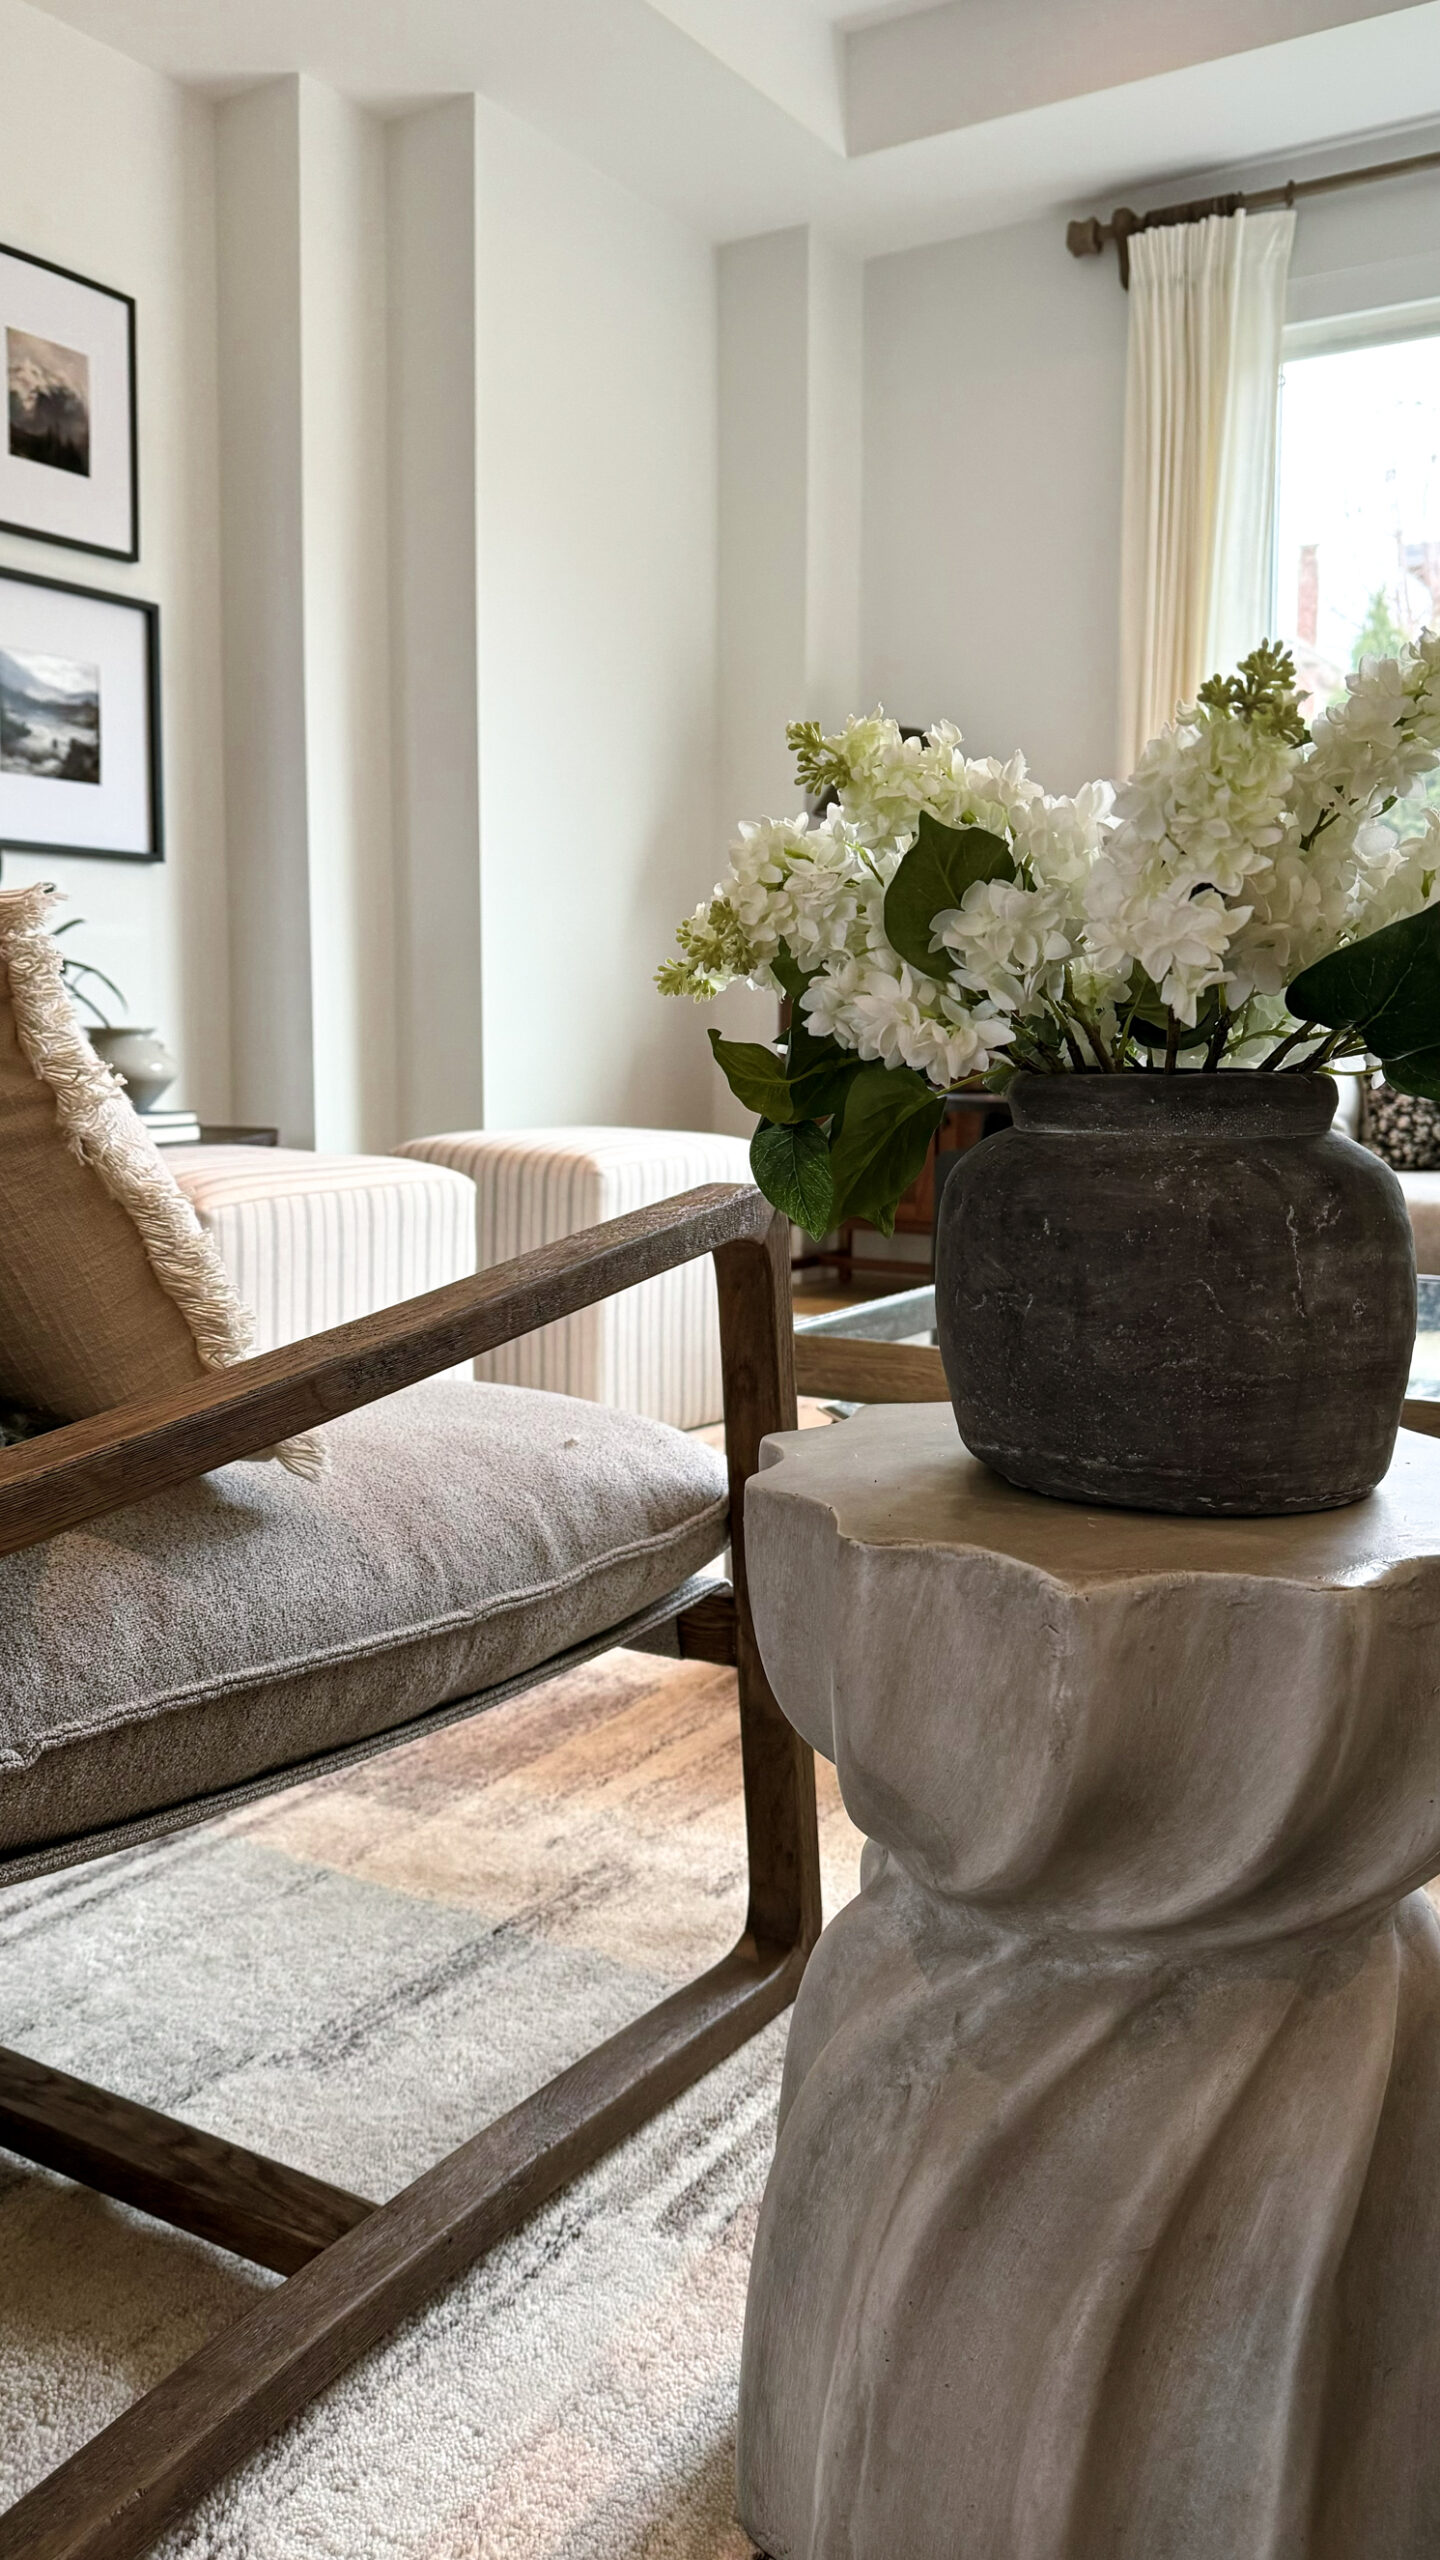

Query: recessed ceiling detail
[{"left": 20, "top": 0, "right": 1440, "bottom": 251}]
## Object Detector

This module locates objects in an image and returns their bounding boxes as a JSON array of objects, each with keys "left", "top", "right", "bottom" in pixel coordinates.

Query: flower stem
[
  {"left": 1202, "top": 1008, "right": 1232, "bottom": 1071},
  {"left": 1257, "top": 1022, "right": 1319, "bottom": 1071}
]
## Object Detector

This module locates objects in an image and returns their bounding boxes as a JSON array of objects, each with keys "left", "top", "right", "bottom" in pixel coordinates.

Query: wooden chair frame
[{"left": 0, "top": 1184, "right": 821, "bottom": 2560}]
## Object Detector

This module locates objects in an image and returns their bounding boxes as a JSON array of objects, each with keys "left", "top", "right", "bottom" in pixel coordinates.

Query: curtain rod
[{"left": 1067, "top": 144, "right": 1440, "bottom": 286}]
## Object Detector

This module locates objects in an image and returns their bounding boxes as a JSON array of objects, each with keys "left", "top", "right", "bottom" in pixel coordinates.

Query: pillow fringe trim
[{"left": 0, "top": 884, "right": 325, "bottom": 1481}]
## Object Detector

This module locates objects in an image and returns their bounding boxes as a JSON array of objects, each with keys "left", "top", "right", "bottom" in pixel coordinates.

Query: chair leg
[
  {"left": 714, "top": 1213, "right": 824, "bottom": 1962},
  {"left": 0, "top": 1212, "right": 822, "bottom": 2560}
]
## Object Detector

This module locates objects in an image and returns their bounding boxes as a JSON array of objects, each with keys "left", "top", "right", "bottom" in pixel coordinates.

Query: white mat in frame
[{"left": 0, "top": 565, "right": 160, "bottom": 862}]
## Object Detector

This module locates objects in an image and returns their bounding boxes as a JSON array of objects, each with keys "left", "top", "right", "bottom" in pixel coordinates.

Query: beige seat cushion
[{"left": 0, "top": 1377, "right": 728, "bottom": 1861}]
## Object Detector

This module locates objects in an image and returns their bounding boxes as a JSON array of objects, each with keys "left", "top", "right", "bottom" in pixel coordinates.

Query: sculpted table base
[{"left": 738, "top": 1406, "right": 1440, "bottom": 2560}]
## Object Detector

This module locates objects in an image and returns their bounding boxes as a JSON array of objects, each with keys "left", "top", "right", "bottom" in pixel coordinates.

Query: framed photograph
[
  {"left": 0, "top": 241, "right": 137, "bottom": 560},
  {"left": 0, "top": 566, "right": 161, "bottom": 862}
]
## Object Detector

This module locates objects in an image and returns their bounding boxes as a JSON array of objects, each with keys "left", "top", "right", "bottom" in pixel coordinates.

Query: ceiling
[{"left": 25, "top": 0, "right": 1440, "bottom": 252}]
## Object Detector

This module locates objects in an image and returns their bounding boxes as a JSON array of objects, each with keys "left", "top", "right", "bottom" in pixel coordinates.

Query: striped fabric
[
  {"left": 167, "top": 1148, "right": 476, "bottom": 1353},
  {"left": 396, "top": 1128, "right": 753, "bottom": 1428}
]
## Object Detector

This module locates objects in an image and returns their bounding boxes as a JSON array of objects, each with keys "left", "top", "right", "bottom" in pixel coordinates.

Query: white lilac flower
[
  {"left": 1107, "top": 705, "right": 1295, "bottom": 900},
  {"left": 801, "top": 959, "right": 1014, "bottom": 1090},
  {"left": 1087, "top": 865, "right": 1240, "bottom": 1025},
  {"left": 1307, "top": 639, "right": 1440, "bottom": 810},
  {"left": 662, "top": 636, "right": 1440, "bottom": 1075},
  {"left": 933, "top": 877, "right": 1079, "bottom": 1010},
  {"left": 830, "top": 962, "right": 1015, "bottom": 1086}
]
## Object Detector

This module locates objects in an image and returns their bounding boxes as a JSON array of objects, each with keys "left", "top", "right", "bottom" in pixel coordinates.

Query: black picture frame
[
  {"left": 0, "top": 239, "right": 138, "bottom": 562},
  {"left": 0, "top": 563, "right": 162, "bottom": 864}
]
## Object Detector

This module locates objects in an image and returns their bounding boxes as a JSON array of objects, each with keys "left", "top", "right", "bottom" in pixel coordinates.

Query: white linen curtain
[{"left": 1117, "top": 207, "right": 1295, "bottom": 777}]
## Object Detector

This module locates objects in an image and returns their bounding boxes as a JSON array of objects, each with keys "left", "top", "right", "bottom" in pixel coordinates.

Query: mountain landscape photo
[
  {"left": 0, "top": 645, "right": 100, "bottom": 782},
  {"left": 6, "top": 327, "right": 90, "bottom": 477}
]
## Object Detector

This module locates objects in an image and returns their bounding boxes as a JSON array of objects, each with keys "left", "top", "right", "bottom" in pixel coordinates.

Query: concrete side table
[{"left": 738, "top": 1405, "right": 1440, "bottom": 2560}]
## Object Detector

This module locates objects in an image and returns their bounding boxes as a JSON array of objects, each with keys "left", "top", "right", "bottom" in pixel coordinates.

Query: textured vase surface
[{"left": 935, "top": 1069, "right": 1415, "bottom": 1515}]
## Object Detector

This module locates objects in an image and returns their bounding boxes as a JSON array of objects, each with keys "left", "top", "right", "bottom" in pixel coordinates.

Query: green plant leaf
[
  {"left": 751, "top": 1118, "right": 835, "bottom": 1236},
  {"left": 791, "top": 1053, "right": 864, "bottom": 1123},
  {"left": 1129, "top": 986, "right": 1223, "bottom": 1052},
  {"left": 882, "top": 814, "right": 1014, "bottom": 977},
  {"left": 707, "top": 1032, "right": 800, "bottom": 1122},
  {"left": 784, "top": 997, "right": 864, "bottom": 1114},
  {"left": 770, "top": 940, "right": 816, "bottom": 1006},
  {"left": 826, "top": 1063, "right": 946, "bottom": 1237},
  {"left": 1379, "top": 1045, "right": 1440, "bottom": 1102},
  {"left": 707, "top": 1027, "right": 859, "bottom": 1128},
  {"left": 1286, "top": 905, "right": 1440, "bottom": 1059}
]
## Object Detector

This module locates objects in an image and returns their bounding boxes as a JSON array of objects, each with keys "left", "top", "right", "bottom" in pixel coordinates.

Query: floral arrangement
[{"left": 658, "top": 640, "right": 1440, "bottom": 1235}]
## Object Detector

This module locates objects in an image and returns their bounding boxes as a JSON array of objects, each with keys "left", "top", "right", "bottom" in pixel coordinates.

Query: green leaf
[
  {"left": 707, "top": 1026, "right": 859, "bottom": 1128},
  {"left": 1129, "top": 986, "right": 1223, "bottom": 1052},
  {"left": 784, "top": 1002, "right": 863, "bottom": 1120},
  {"left": 792, "top": 1053, "right": 864, "bottom": 1123},
  {"left": 882, "top": 814, "right": 1014, "bottom": 977},
  {"left": 1379, "top": 1045, "right": 1440, "bottom": 1102},
  {"left": 707, "top": 1031, "right": 799, "bottom": 1122},
  {"left": 1286, "top": 905, "right": 1440, "bottom": 1059},
  {"left": 826, "top": 1064, "right": 946, "bottom": 1237},
  {"left": 751, "top": 1119, "right": 834, "bottom": 1237},
  {"left": 770, "top": 940, "right": 815, "bottom": 1006}
]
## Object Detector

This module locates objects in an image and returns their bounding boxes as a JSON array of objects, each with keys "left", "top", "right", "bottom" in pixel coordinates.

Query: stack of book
[{"left": 137, "top": 1108, "right": 202, "bottom": 1147}]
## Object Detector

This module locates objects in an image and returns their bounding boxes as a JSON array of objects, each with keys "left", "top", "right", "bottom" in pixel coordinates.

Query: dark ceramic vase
[{"left": 935, "top": 1071, "right": 1416, "bottom": 1516}]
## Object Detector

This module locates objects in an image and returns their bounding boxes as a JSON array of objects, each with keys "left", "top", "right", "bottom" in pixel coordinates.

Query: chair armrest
[{"left": 0, "top": 1183, "right": 769, "bottom": 1560}]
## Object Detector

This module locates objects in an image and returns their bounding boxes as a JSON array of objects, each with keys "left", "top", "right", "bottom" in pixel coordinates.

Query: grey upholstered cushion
[{"left": 0, "top": 1377, "right": 728, "bottom": 1858}]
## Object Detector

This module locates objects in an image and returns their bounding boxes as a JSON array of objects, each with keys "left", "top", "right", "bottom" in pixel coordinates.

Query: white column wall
[
  {"left": 296, "top": 83, "right": 397, "bottom": 1156},
  {"left": 217, "top": 75, "right": 397, "bottom": 1152},
  {"left": 215, "top": 79, "right": 314, "bottom": 1143},
  {"left": 386, "top": 100, "right": 485, "bottom": 1145},
  {"left": 712, "top": 224, "right": 863, "bottom": 1133},
  {"left": 470, "top": 96, "right": 721, "bottom": 1135}
]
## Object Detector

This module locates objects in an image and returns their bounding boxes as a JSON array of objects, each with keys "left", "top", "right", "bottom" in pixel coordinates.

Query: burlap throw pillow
[{"left": 0, "top": 882, "right": 320, "bottom": 1474}]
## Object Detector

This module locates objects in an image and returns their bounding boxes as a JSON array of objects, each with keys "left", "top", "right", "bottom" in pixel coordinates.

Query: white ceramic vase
[{"left": 86, "top": 1025, "right": 179, "bottom": 1114}]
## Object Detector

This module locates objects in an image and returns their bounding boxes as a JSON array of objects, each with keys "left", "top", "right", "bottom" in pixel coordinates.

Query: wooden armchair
[{"left": 0, "top": 1184, "right": 820, "bottom": 2560}]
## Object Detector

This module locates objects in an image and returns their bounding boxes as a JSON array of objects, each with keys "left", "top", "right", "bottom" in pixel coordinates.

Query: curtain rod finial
[{"left": 1067, "top": 217, "right": 1107, "bottom": 257}]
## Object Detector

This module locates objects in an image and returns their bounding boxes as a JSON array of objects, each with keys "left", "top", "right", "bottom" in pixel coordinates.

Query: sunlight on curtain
[{"left": 1117, "top": 208, "right": 1294, "bottom": 778}]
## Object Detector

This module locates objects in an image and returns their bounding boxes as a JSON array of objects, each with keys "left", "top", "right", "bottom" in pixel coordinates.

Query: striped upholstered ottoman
[
  {"left": 167, "top": 1146, "right": 476, "bottom": 1350},
  {"left": 395, "top": 1127, "right": 752, "bottom": 1428}
]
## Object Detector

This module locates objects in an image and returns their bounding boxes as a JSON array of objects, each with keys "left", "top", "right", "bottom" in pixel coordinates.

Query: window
[{"left": 1275, "top": 320, "right": 1440, "bottom": 822}]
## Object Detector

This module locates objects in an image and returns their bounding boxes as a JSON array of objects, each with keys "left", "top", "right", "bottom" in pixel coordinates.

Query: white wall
[
  {"left": 388, "top": 99, "right": 485, "bottom": 1144},
  {"left": 469, "top": 97, "right": 721, "bottom": 1134},
  {"left": 0, "top": 0, "right": 228, "bottom": 1115},
  {"left": 296, "top": 82, "right": 396, "bottom": 1155},
  {"left": 862, "top": 216, "right": 1129, "bottom": 795},
  {"left": 1, "top": 20, "right": 723, "bottom": 1150},
  {"left": 709, "top": 224, "right": 862, "bottom": 1131},
  {"left": 217, "top": 75, "right": 396, "bottom": 1153}
]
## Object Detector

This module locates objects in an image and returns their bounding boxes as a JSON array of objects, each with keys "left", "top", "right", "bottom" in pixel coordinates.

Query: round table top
[
  {"left": 745, "top": 1407, "right": 1440, "bottom": 1938},
  {"left": 753, "top": 1404, "right": 1440, "bottom": 1592}
]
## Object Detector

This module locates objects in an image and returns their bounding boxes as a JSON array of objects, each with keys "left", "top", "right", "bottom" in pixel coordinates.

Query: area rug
[{"left": 0, "top": 1646, "right": 863, "bottom": 2558}]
